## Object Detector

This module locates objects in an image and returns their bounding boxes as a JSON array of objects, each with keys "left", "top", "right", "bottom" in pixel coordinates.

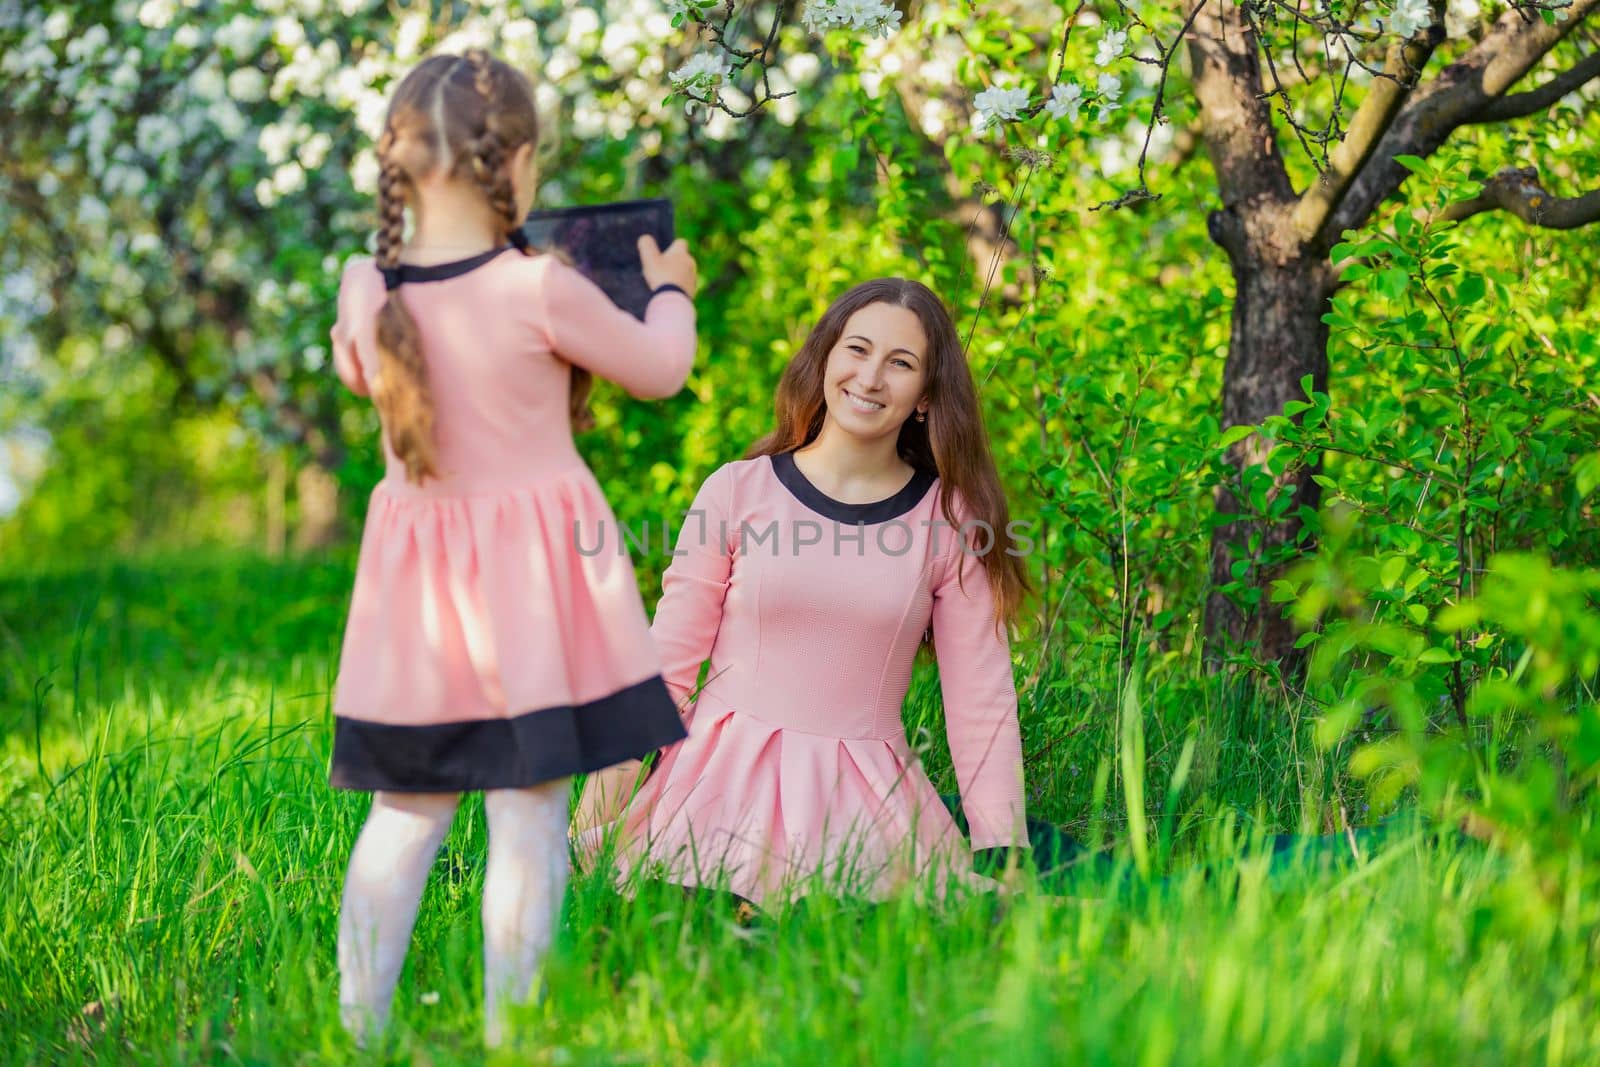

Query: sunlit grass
[{"left": 1, "top": 555, "right": 1594, "bottom": 1064}]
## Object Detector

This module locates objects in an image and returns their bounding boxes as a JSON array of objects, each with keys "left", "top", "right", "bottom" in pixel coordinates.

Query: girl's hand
[{"left": 639, "top": 234, "right": 699, "bottom": 299}]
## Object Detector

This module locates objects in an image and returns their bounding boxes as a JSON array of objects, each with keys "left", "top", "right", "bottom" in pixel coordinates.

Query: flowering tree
[
  {"left": 668, "top": 0, "right": 1600, "bottom": 663},
  {"left": 0, "top": 0, "right": 821, "bottom": 547}
]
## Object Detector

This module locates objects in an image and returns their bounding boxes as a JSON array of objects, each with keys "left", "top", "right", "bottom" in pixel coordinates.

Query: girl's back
[{"left": 334, "top": 248, "right": 694, "bottom": 496}]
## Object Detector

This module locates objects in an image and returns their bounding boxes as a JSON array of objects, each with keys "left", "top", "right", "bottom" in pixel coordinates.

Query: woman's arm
[
  {"left": 652, "top": 463, "right": 737, "bottom": 713},
  {"left": 537, "top": 257, "right": 696, "bottom": 400},
  {"left": 571, "top": 465, "right": 735, "bottom": 837},
  {"left": 930, "top": 518, "right": 1027, "bottom": 851}
]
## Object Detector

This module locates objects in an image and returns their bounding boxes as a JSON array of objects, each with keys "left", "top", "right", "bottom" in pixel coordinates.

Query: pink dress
[
  {"left": 326, "top": 245, "right": 695, "bottom": 792},
  {"left": 582, "top": 451, "right": 1028, "bottom": 903}
]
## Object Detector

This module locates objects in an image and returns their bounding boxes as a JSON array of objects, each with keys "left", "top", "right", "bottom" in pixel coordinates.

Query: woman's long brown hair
[
  {"left": 372, "top": 50, "right": 593, "bottom": 484},
  {"left": 746, "top": 278, "right": 1031, "bottom": 631}
]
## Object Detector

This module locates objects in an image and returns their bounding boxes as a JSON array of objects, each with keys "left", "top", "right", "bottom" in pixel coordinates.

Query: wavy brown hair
[
  {"left": 373, "top": 49, "right": 593, "bottom": 484},
  {"left": 746, "top": 278, "right": 1030, "bottom": 630}
]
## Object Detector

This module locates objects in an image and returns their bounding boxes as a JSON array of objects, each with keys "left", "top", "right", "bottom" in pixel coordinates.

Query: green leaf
[
  {"left": 1395, "top": 154, "right": 1430, "bottom": 174},
  {"left": 1218, "top": 425, "right": 1256, "bottom": 449},
  {"left": 1455, "top": 274, "right": 1486, "bottom": 306},
  {"left": 1576, "top": 452, "right": 1600, "bottom": 500},
  {"left": 1435, "top": 603, "right": 1480, "bottom": 632},
  {"left": 1376, "top": 268, "right": 1411, "bottom": 300}
]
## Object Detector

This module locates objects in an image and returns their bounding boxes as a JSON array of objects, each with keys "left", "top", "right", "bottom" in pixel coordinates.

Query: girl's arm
[
  {"left": 651, "top": 463, "right": 736, "bottom": 715},
  {"left": 931, "top": 512, "right": 1028, "bottom": 851},
  {"left": 329, "top": 257, "right": 374, "bottom": 396},
  {"left": 537, "top": 257, "right": 696, "bottom": 400}
]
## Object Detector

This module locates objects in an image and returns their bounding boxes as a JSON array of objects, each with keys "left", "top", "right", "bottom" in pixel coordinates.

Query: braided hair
[{"left": 370, "top": 51, "right": 590, "bottom": 484}]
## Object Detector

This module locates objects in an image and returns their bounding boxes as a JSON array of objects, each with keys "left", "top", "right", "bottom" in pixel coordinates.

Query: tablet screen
[{"left": 521, "top": 198, "right": 676, "bottom": 320}]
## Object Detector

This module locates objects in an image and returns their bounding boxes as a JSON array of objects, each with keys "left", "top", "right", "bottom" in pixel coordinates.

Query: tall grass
[{"left": 1, "top": 555, "right": 1594, "bottom": 1064}]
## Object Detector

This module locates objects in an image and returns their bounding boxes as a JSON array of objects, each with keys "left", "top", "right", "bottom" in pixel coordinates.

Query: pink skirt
[
  {"left": 577, "top": 700, "right": 993, "bottom": 905},
  {"left": 329, "top": 467, "right": 685, "bottom": 792}
]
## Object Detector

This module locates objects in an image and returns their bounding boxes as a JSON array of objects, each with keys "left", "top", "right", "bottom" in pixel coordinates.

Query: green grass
[{"left": 1, "top": 555, "right": 1596, "bottom": 1064}]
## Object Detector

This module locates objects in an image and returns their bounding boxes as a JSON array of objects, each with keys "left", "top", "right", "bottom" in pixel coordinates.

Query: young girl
[
  {"left": 571, "top": 278, "right": 1031, "bottom": 905},
  {"left": 326, "top": 50, "right": 699, "bottom": 1047}
]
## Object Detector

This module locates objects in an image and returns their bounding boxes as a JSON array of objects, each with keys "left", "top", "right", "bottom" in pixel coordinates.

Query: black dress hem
[{"left": 328, "top": 674, "right": 688, "bottom": 792}]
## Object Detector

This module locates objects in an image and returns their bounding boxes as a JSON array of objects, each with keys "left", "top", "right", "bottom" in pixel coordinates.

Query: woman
[{"left": 573, "top": 278, "right": 1033, "bottom": 906}]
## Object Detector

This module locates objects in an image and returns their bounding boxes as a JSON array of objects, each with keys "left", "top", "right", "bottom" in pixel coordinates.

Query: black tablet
[{"left": 521, "top": 198, "right": 676, "bottom": 320}]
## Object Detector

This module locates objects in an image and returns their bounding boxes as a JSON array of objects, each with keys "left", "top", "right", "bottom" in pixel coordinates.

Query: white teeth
[{"left": 843, "top": 389, "right": 885, "bottom": 412}]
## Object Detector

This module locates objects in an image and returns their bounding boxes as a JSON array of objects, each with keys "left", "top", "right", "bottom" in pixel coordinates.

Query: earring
[{"left": 915, "top": 410, "right": 927, "bottom": 423}]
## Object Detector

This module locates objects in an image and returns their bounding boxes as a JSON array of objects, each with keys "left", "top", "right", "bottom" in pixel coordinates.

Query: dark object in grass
[{"left": 943, "top": 795, "right": 1421, "bottom": 894}]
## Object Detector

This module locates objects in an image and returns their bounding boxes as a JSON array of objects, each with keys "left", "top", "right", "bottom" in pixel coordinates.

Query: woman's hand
[
  {"left": 639, "top": 234, "right": 699, "bottom": 299},
  {"left": 571, "top": 759, "right": 646, "bottom": 835}
]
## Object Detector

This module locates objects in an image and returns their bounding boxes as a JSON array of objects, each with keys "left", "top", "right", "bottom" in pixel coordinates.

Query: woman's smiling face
[{"left": 820, "top": 301, "right": 930, "bottom": 440}]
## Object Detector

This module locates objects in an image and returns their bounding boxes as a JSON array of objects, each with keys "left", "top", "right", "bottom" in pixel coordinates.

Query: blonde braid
[
  {"left": 460, "top": 50, "right": 590, "bottom": 427},
  {"left": 371, "top": 137, "right": 440, "bottom": 484},
  {"left": 462, "top": 48, "right": 523, "bottom": 247}
]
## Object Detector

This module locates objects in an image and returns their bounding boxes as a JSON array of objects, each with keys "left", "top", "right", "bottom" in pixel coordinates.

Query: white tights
[{"left": 336, "top": 780, "right": 571, "bottom": 1049}]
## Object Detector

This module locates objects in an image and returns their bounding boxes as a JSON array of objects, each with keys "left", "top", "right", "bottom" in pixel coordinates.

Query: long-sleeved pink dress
[
  {"left": 327, "top": 246, "right": 695, "bottom": 792},
  {"left": 583, "top": 450, "right": 1028, "bottom": 903}
]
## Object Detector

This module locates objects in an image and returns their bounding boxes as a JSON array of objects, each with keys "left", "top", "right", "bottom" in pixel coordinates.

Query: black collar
[
  {"left": 390, "top": 245, "right": 515, "bottom": 285},
  {"left": 769, "top": 450, "right": 936, "bottom": 524}
]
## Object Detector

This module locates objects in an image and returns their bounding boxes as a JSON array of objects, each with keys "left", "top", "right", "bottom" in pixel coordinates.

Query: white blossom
[
  {"left": 104, "top": 163, "right": 147, "bottom": 198},
  {"left": 209, "top": 99, "right": 247, "bottom": 139},
  {"left": 349, "top": 148, "right": 380, "bottom": 195},
  {"left": 110, "top": 63, "right": 140, "bottom": 94},
  {"left": 1044, "top": 82, "right": 1083, "bottom": 122},
  {"left": 136, "top": 114, "right": 182, "bottom": 158},
  {"left": 1445, "top": 0, "right": 1481, "bottom": 36},
  {"left": 354, "top": 91, "right": 388, "bottom": 139},
  {"left": 973, "top": 84, "right": 1029, "bottom": 128},
  {"left": 173, "top": 24, "right": 202, "bottom": 49},
  {"left": 669, "top": 51, "right": 732, "bottom": 90},
  {"left": 801, "top": 0, "right": 903, "bottom": 39},
  {"left": 565, "top": 7, "right": 601, "bottom": 44},
  {"left": 1386, "top": 0, "right": 1432, "bottom": 37},
  {"left": 3, "top": 43, "right": 55, "bottom": 78},
  {"left": 190, "top": 61, "right": 225, "bottom": 101},
  {"left": 272, "top": 16, "right": 306, "bottom": 49},
  {"left": 271, "top": 161, "right": 306, "bottom": 196},
  {"left": 137, "top": 0, "right": 177, "bottom": 30},
  {"left": 43, "top": 11, "right": 71, "bottom": 40},
  {"left": 258, "top": 121, "right": 299, "bottom": 165},
  {"left": 77, "top": 196, "right": 110, "bottom": 227},
  {"left": 66, "top": 25, "right": 110, "bottom": 64},
  {"left": 394, "top": 12, "right": 427, "bottom": 59},
  {"left": 227, "top": 67, "right": 268, "bottom": 102},
  {"left": 666, "top": 0, "right": 715, "bottom": 21},
  {"left": 1095, "top": 28, "right": 1127, "bottom": 67},
  {"left": 1095, "top": 72, "right": 1122, "bottom": 120},
  {"left": 216, "top": 13, "right": 262, "bottom": 55}
]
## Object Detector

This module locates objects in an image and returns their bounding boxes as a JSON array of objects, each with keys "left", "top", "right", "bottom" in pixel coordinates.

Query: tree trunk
[
  {"left": 293, "top": 461, "right": 341, "bottom": 552},
  {"left": 1205, "top": 216, "right": 1338, "bottom": 664}
]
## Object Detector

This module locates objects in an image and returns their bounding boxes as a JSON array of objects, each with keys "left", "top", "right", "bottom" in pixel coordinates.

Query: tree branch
[
  {"left": 1467, "top": 49, "right": 1600, "bottom": 121},
  {"left": 1293, "top": 25, "right": 1446, "bottom": 245},
  {"left": 1443, "top": 165, "right": 1600, "bottom": 228},
  {"left": 1317, "top": 0, "right": 1599, "bottom": 253}
]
